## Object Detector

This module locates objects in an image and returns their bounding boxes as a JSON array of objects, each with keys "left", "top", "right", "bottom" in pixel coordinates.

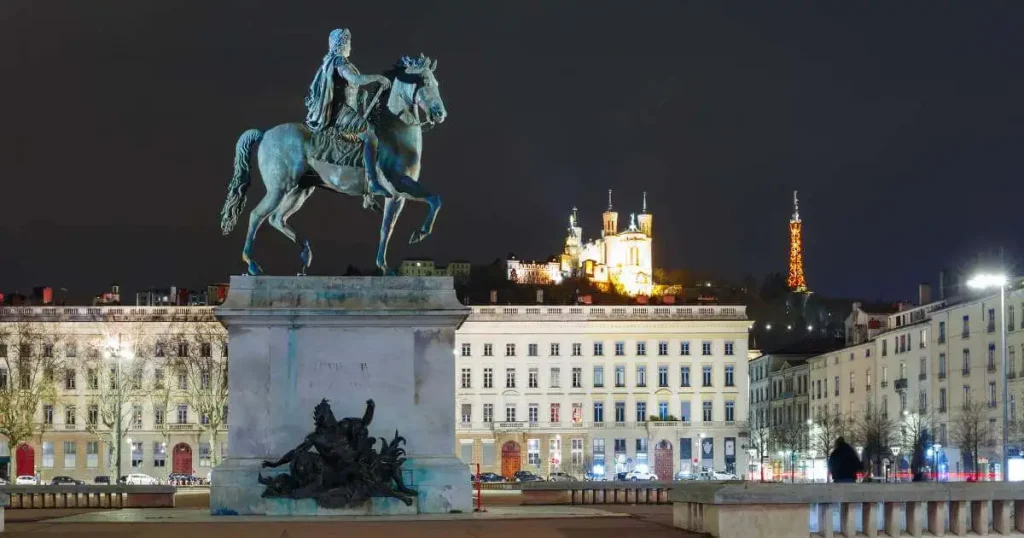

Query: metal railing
[{"left": 470, "top": 305, "right": 747, "bottom": 321}]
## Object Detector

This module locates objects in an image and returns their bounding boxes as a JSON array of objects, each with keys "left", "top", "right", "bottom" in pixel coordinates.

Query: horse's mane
[{"left": 367, "top": 54, "right": 435, "bottom": 126}]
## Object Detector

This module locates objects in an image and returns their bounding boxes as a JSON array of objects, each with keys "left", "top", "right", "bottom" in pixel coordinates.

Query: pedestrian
[{"left": 828, "top": 437, "right": 861, "bottom": 483}]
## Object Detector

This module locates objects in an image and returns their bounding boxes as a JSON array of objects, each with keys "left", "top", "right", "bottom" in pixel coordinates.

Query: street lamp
[
  {"left": 932, "top": 443, "right": 942, "bottom": 481},
  {"left": 105, "top": 335, "right": 133, "bottom": 485},
  {"left": 967, "top": 273, "right": 1009, "bottom": 482}
]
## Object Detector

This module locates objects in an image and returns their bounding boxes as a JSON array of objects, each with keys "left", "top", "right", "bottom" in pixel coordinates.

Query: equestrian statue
[{"left": 219, "top": 28, "right": 447, "bottom": 275}]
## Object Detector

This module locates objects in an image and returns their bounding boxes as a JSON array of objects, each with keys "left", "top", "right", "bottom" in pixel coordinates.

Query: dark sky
[{"left": 2, "top": 2, "right": 1023, "bottom": 302}]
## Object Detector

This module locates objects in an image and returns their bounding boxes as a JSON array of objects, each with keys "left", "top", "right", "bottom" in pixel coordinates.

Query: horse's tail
[{"left": 219, "top": 128, "right": 264, "bottom": 235}]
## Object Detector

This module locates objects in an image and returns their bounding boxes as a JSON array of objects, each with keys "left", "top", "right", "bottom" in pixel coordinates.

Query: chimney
[
  {"left": 918, "top": 283, "right": 932, "bottom": 306},
  {"left": 536, "top": 289, "right": 544, "bottom": 304},
  {"left": 939, "top": 270, "right": 947, "bottom": 300},
  {"left": 489, "top": 290, "right": 497, "bottom": 304}
]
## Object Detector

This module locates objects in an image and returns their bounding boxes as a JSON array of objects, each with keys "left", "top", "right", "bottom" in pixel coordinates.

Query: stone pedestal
[{"left": 210, "top": 276, "right": 471, "bottom": 516}]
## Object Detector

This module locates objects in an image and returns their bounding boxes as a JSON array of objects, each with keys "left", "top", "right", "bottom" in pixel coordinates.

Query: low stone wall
[
  {"left": 671, "top": 482, "right": 1024, "bottom": 538},
  {"left": 0, "top": 485, "right": 176, "bottom": 509},
  {"left": 520, "top": 480, "right": 673, "bottom": 505}
]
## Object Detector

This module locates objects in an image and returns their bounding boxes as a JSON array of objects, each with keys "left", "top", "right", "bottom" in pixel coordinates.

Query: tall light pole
[
  {"left": 105, "top": 335, "right": 132, "bottom": 484},
  {"left": 967, "top": 273, "right": 1009, "bottom": 482}
]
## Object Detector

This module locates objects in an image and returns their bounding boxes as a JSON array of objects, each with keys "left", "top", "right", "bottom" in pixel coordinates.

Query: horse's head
[{"left": 385, "top": 54, "right": 446, "bottom": 126}]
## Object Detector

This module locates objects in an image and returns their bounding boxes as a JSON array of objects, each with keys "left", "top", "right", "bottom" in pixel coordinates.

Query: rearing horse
[{"left": 218, "top": 55, "right": 447, "bottom": 275}]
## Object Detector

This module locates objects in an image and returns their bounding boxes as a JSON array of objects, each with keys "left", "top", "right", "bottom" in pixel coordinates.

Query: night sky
[{"left": 2, "top": 2, "right": 1023, "bottom": 301}]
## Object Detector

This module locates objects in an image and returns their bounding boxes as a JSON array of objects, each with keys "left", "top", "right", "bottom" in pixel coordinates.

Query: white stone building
[
  {"left": 0, "top": 305, "right": 226, "bottom": 483},
  {"left": 454, "top": 304, "right": 750, "bottom": 480}
]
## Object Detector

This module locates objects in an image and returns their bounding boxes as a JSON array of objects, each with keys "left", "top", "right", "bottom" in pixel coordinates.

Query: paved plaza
[{"left": 1, "top": 491, "right": 690, "bottom": 537}]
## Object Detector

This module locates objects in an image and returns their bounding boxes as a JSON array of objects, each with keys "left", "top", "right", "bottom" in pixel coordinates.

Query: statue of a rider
[{"left": 304, "top": 28, "right": 391, "bottom": 211}]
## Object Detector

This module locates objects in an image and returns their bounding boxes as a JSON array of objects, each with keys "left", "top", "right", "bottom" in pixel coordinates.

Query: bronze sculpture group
[
  {"left": 258, "top": 399, "right": 417, "bottom": 507},
  {"left": 219, "top": 28, "right": 447, "bottom": 276}
]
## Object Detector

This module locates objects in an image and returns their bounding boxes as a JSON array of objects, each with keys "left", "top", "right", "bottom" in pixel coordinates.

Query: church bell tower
[
  {"left": 602, "top": 189, "right": 618, "bottom": 237},
  {"left": 637, "top": 191, "right": 653, "bottom": 237}
]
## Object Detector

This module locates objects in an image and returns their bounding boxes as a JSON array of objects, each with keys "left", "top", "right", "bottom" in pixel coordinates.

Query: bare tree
[
  {"left": 771, "top": 417, "right": 808, "bottom": 482},
  {"left": 0, "top": 323, "right": 65, "bottom": 459},
  {"left": 81, "top": 324, "right": 152, "bottom": 478},
  {"left": 951, "top": 401, "right": 995, "bottom": 480},
  {"left": 747, "top": 407, "right": 771, "bottom": 481},
  {"left": 810, "top": 406, "right": 853, "bottom": 458},
  {"left": 855, "top": 414, "right": 895, "bottom": 477},
  {"left": 166, "top": 321, "right": 228, "bottom": 468}
]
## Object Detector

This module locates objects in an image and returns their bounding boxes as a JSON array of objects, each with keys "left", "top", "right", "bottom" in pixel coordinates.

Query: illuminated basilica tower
[{"left": 787, "top": 190, "right": 809, "bottom": 292}]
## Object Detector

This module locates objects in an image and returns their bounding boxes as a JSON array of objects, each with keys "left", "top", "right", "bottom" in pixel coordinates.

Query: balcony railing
[
  {"left": 459, "top": 420, "right": 747, "bottom": 432},
  {"left": 0, "top": 305, "right": 216, "bottom": 322},
  {"left": 919, "top": 373, "right": 927, "bottom": 380},
  {"left": 169, "top": 423, "right": 193, "bottom": 431},
  {"left": 880, "top": 381, "right": 888, "bottom": 388},
  {"left": 893, "top": 378, "right": 908, "bottom": 391},
  {"left": 63, "top": 424, "right": 77, "bottom": 430},
  {"left": 962, "top": 368, "right": 971, "bottom": 376},
  {"left": 470, "top": 305, "right": 747, "bottom": 321}
]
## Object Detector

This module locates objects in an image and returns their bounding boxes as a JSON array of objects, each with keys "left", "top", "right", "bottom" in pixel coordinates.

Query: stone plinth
[{"left": 210, "top": 276, "right": 471, "bottom": 516}]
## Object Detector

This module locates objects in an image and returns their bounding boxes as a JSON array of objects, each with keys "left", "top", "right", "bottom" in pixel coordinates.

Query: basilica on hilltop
[{"left": 507, "top": 190, "right": 654, "bottom": 296}]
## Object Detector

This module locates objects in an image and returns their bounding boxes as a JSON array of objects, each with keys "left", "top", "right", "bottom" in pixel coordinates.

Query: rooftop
[{"left": 468, "top": 304, "right": 747, "bottom": 321}]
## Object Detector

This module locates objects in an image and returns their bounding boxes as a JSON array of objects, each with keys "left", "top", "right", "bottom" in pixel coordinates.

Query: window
[
  {"left": 572, "top": 343, "right": 582, "bottom": 356},
  {"left": 636, "top": 438, "right": 649, "bottom": 467},
  {"left": 62, "top": 368, "right": 76, "bottom": 390},
  {"left": 506, "top": 368, "right": 517, "bottom": 388},
  {"left": 177, "top": 404, "right": 188, "bottom": 424},
  {"left": 570, "top": 438, "right": 584, "bottom": 467},
  {"left": 593, "top": 342, "right": 603, "bottom": 356},
  {"left": 1010, "top": 347, "right": 1018, "bottom": 376},
  {"left": 635, "top": 401, "right": 646, "bottom": 422},
  {"left": 939, "top": 353, "right": 947, "bottom": 377},
  {"left": 65, "top": 405, "right": 76, "bottom": 426},
  {"left": 614, "top": 438, "right": 627, "bottom": 460},
  {"left": 572, "top": 367, "right": 582, "bottom": 388},
  {"left": 658, "top": 342, "right": 668, "bottom": 356},
  {"left": 614, "top": 402, "right": 625, "bottom": 423},
  {"left": 0, "top": 344, "right": 5, "bottom": 358},
  {"left": 962, "top": 349, "right": 970, "bottom": 375},
  {"left": 725, "top": 365, "right": 735, "bottom": 387},
  {"left": 658, "top": 366, "right": 668, "bottom": 387},
  {"left": 594, "top": 402, "right": 604, "bottom": 423},
  {"left": 154, "top": 368, "right": 164, "bottom": 389},
  {"left": 177, "top": 342, "right": 189, "bottom": 357},
  {"left": 549, "top": 367, "right": 560, "bottom": 388},
  {"left": 615, "top": 342, "right": 625, "bottom": 356},
  {"left": 483, "top": 404, "right": 493, "bottom": 423},
  {"left": 681, "top": 342, "right": 690, "bottom": 356},
  {"left": 155, "top": 406, "right": 165, "bottom": 426},
  {"left": 724, "top": 342, "right": 735, "bottom": 356},
  {"left": 109, "top": 367, "right": 118, "bottom": 390},
  {"left": 882, "top": 339, "right": 888, "bottom": 356},
  {"left": 592, "top": 439, "right": 605, "bottom": 468},
  {"left": 615, "top": 366, "right": 625, "bottom": 387},
  {"left": 658, "top": 401, "right": 669, "bottom": 420},
  {"left": 900, "top": 361, "right": 907, "bottom": 379},
  {"left": 177, "top": 369, "right": 188, "bottom": 390},
  {"left": 834, "top": 376, "right": 839, "bottom": 396},
  {"left": 528, "top": 368, "right": 539, "bottom": 388},
  {"left": 505, "top": 404, "right": 516, "bottom": 422},
  {"left": 506, "top": 343, "right": 516, "bottom": 357},
  {"left": 702, "top": 401, "right": 712, "bottom": 422},
  {"left": 680, "top": 367, "right": 691, "bottom": 387},
  {"left": 528, "top": 404, "right": 538, "bottom": 424},
  {"left": 988, "top": 343, "right": 996, "bottom": 371},
  {"left": 0, "top": 368, "right": 6, "bottom": 390},
  {"left": 636, "top": 342, "right": 646, "bottom": 356},
  {"left": 939, "top": 321, "right": 946, "bottom": 343},
  {"left": 478, "top": 367, "right": 493, "bottom": 389},
  {"left": 636, "top": 365, "right": 647, "bottom": 387},
  {"left": 550, "top": 343, "right": 560, "bottom": 356},
  {"left": 550, "top": 403, "right": 560, "bottom": 423},
  {"left": 87, "top": 404, "right": 98, "bottom": 425},
  {"left": 483, "top": 344, "right": 493, "bottom": 357},
  {"left": 460, "top": 368, "right": 471, "bottom": 389},
  {"left": 593, "top": 366, "right": 604, "bottom": 387},
  {"left": 43, "top": 404, "right": 54, "bottom": 425},
  {"left": 681, "top": 401, "right": 691, "bottom": 422},
  {"left": 702, "top": 341, "right": 712, "bottom": 356},
  {"left": 19, "top": 343, "right": 31, "bottom": 357},
  {"left": 962, "top": 385, "right": 971, "bottom": 405},
  {"left": 43, "top": 343, "right": 53, "bottom": 358},
  {"left": 900, "top": 392, "right": 907, "bottom": 413},
  {"left": 920, "top": 329, "right": 928, "bottom": 348},
  {"left": 42, "top": 441, "right": 54, "bottom": 468},
  {"left": 702, "top": 366, "right": 712, "bottom": 387},
  {"left": 866, "top": 348, "right": 872, "bottom": 357},
  {"left": 528, "top": 343, "right": 538, "bottom": 357},
  {"left": 920, "top": 357, "right": 927, "bottom": 379},
  {"left": 963, "top": 315, "right": 970, "bottom": 337},
  {"left": 527, "top": 439, "right": 540, "bottom": 465},
  {"left": 988, "top": 308, "right": 996, "bottom": 333},
  {"left": 461, "top": 403, "right": 471, "bottom": 424},
  {"left": 919, "top": 391, "right": 927, "bottom": 413},
  {"left": 87, "top": 441, "right": 99, "bottom": 468},
  {"left": 129, "top": 442, "right": 144, "bottom": 468},
  {"left": 849, "top": 372, "right": 855, "bottom": 393},
  {"left": 460, "top": 343, "right": 471, "bottom": 357},
  {"left": 61, "top": 441, "right": 77, "bottom": 468},
  {"left": 990, "top": 382, "right": 997, "bottom": 407},
  {"left": 725, "top": 401, "right": 735, "bottom": 422},
  {"left": 154, "top": 442, "right": 166, "bottom": 467}
]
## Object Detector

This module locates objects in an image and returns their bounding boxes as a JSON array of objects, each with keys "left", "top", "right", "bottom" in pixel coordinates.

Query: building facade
[
  {"left": 454, "top": 304, "right": 750, "bottom": 480},
  {"left": 398, "top": 259, "right": 471, "bottom": 282},
  {"left": 0, "top": 305, "right": 227, "bottom": 483}
]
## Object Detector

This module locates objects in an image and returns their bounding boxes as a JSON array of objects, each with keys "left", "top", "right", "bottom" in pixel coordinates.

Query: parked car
[
  {"left": 124, "top": 473, "right": 160, "bottom": 485},
  {"left": 710, "top": 470, "right": 738, "bottom": 480},
  {"left": 624, "top": 469, "right": 658, "bottom": 481},
  {"left": 15, "top": 475, "right": 38, "bottom": 485},
  {"left": 612, "top": 472, "right": 628, "bottom": 481},
  {"left": 0, "top": 478, "right": 7, "bottom": 485},
  {"left": 511, "top": 470, "right": 543, "bottom": 482},
  {"left": 547, "top": 472, "right": 579, "bottom": 482},
  {"left": 475, "top": 472, "right": 505, "bottom": 483},
  {"left": 168, "top": 473, "right": 204, "bottom": 486},
  {"left": 674, "top": 470, "right": 697, "bottom": 481},
  {"left": 583, "top": 472, "right": 606, "bottom": 481},
  {"left": 51, "top": 476, "right": 85, "bottom": 485},
  {"left": 94, "top": 476, "right": 111, "bottom": 484}
]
